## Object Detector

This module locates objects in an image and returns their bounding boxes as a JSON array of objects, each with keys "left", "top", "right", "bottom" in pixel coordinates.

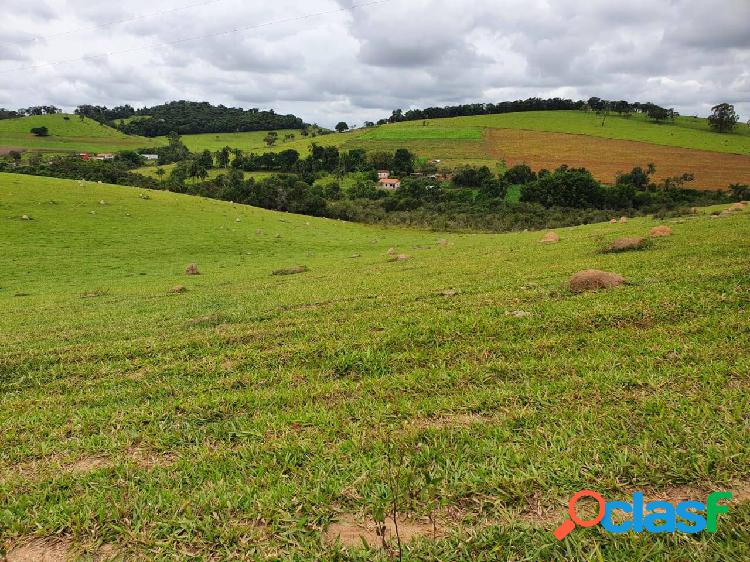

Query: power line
[
  {"left": 0, "top": 0, "right": 230, "bottom": 47},
  {"left": 1, "top": 0, "right": 392, "bottom": 75}
]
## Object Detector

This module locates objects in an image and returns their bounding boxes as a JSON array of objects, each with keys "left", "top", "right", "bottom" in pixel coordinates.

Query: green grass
[
  {"left": 359, "top": 127, "right": 483, "bottom": 140},
  {"left": 182, "top": 130, "right": 306, "bottom": 153},
  {"left": 398, "top": 111, "right": 750, "bottom": 155},
  {"left": 1, "top": 173, "right": 749, "bottom": 560},
  {"left": 0, "top": 114, "right": 164, "bottom": 153}
]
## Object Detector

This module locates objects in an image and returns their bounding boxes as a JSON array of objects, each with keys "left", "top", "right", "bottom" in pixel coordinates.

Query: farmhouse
[
  {"left": 142, "top": 154, "right": 159, "bottom": 161},
  {"left": 89, "top": 153, "right": 115, "bottom": 161},
  {"left": 378, "top": 178, "right": 401, "bottom": 190},
  {"left": 377, "top": 170, "right": 390, "bottom": 179}
]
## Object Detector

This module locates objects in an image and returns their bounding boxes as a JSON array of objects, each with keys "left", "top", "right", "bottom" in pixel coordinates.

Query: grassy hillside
[
  {"left": 1, "top": 174, "right": 749, "bottom": 560},
  {"left": 0, "top": 114, "right": 164, "bottom": 153},
  {"left": 371, "top": 111, "right": 750, "bottom": 155},
  {"left": 181, "top": 129, "right": 357, "bottom": 155},
  {"left": 175, "top": 113, "right": 750, "bottom": 189},
  {"left": 342, "top": 113, "right": 750, "bottom": 189}
]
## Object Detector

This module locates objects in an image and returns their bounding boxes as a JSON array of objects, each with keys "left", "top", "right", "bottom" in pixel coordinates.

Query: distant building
[
  {"left": 96, "top": 153, "right": 115, "bottom": 160},
  {"left": 377, "top": 170, "right": 390, "bottom": 179},
  {"left": 142, "top": 154, "right": 159, "bottom": 161},
  {"left": 79, "top": 153, "right": 90, "bottom": 161},
  {"left": 378, "top": 178, "right": 401, "bottom": 190}
]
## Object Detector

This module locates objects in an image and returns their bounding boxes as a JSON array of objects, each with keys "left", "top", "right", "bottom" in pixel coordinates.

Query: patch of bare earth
[
  {"left": 5, "top": 539, "right": 72, "bottom": 562},
  {"left": 127, "top": 447, "right": 177, "bottom": 469},
  {"left": 404, "top": 413, "right": 491, "bottom": 431},
  {"left": 485, "top": 128, "right": 750, "bottom": 190},
  {"left": 5, "top": 540, "right": 121, "bottom": 562},
  {"left": 324, "top": 514, "right": 443, "bottom": 549},
  {"left": 66, "top": 456, "right": 112, "bottom": 474}
]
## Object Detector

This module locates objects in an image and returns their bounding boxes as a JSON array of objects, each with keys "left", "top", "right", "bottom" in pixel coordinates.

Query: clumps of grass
[
  {"left": 540, "top": 231, "right": 560, "bottom": 244},
  {"left": 185, "top": 263, "right": 200, "bottom": 275},
  {"left": 20, "top": 214, "right": 33, "bottom": 221},
  {"left": 81, "top": 289, "right": 109, "bottom": 298},
  {"left": 329, "top": 348, "right": 390, "bottom": 379},
  {"left": 602, "top": 236, "right": 649, "bottom": 253},
  {"left": 569, "top": 269, "right": 626, "bottom": 293},
  {"left": 184, "top": 313, "right": 229, "bottom": 328},
  {"left": 650, "top": 226, "right": 673, "bottom": 237},
  {"left": 272, "top": 265, "right": 308, "bottom": 276},
  {"left": 387, "top": 254, "right": 410, "bottom": 262}
]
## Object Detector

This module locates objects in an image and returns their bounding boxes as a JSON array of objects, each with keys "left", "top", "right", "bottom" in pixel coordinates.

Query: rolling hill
[
  {"left": 1, "top": 172, "right": 748, "bottom": 560},
  {"left": 0, "top": 114, "right": 164, "bottom": 153},
  {"left": 179, "top": 111, "right": 750, "bottom": 190}
]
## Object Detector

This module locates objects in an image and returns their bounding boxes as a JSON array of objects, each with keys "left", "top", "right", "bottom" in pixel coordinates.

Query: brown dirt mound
[
  {"left": 272, "top": 265, "right": 309, "bottom": 276},
  {"left": 185, "top": 263, "right": 200, "bottom": 275},
  {"left": 605, "top": 237, "right": 647, "bottom": 253},
  {"left": 388, "top": 254, "right": 411, "bottom": 262},
  {"left": 169, "top": 285, "right": 187, "bottom": 294},
  {"left": 569, "top": 269, "right": 625, "bottom": 293},
  {"left": 730, "top": 202, "right": 747, "bottom": 210},
  {"left": 620, "top": 216, "right": 628, "bottom": 223},
  {"left": 540, "top": 232, "right": 560, "bottom": 243},
  {"left": 610, "top": 218, "right": 618, "bottom": 224},
  {"left": 650, "top": 226, "right": 673, "bottom": 237}
]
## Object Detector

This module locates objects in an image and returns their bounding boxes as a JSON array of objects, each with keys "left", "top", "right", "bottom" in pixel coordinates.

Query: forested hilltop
[{"left": 74, "top": 101, "right": 306, "bottom": 136}]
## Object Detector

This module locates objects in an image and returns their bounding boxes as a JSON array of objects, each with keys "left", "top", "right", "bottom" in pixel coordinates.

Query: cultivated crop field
[
  {"left": 484, "top": 128, "right": 750, "bottom": 189},
  {"left": 1, "top": 173, "right": 749, "bottom": 560},
  {"left": 0, "top": 115, "right": 164, "bottom": 153}
]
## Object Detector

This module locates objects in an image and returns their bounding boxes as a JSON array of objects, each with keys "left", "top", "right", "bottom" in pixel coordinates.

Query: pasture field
[
  {"left": 338, "top": 113, "right": 750, "bottom": 189},
  {"left": 1, "top": 172, "right": 749, "bottom": 560},
  {"left": 0, "top": 114, "right": 164, "bottom": 153},
  {"left": 385, "top": 111, "right": 750, "bottom": 155}
]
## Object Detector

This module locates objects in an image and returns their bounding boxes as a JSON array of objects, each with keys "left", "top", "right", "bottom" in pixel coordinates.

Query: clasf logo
[{"left": 554, "top": 489, "right": 732, "bottom": 540}]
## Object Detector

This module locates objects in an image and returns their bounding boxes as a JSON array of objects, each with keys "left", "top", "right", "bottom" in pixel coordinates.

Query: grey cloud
[{"left": 0, "top": 0, "right": 748, "bottom": 125}]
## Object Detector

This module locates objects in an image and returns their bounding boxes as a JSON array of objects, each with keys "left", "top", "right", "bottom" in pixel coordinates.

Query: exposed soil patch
[
  {"left": 404, "top": 413, "right": 491, "bottom": 431},
  {"left": 324, "top": 513, "right": 443, "bottom": 549},
  {"left": 127, "top": 447, "right": 177, "bottom": 469},
  {"left": 540, "top": 232, "right": 560, "bottom": 244},
  {"left": 5, "top": 538, "right": 72, "bottom": 562},
  {"left": 5, "top": 539, "right": 120, "bottom": 562},
  {"left": 66, "top": 456, "right": 112, "bottom": 474},
  {"left": 185, "top": 263, "right": 200, "bottom": 275},
  {"left": 485, "top": 128, "right": 750, "bottom": 190}
]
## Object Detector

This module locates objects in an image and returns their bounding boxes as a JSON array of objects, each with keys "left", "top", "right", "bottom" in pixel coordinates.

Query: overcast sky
[{"left": 1, "top": 0, "right": 748, "bottom": 127}]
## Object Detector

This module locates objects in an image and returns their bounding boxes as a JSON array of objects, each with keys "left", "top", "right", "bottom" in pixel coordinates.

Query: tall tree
[
  {"left": 335, "top": 121, "right": 349, "bottom": 133},
  {"left": 708, "top": 103, "right": 739, "bottom": 133}
]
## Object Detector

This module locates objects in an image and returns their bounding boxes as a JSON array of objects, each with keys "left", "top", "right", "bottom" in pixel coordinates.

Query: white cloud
[{"left": 0, "top": 0, "right": 747, "bottom": 125}]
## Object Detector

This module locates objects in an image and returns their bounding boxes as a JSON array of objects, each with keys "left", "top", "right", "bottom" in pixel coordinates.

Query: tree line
[
  {"left": 74, "top": 100, "right": 306, "bottom": 136},
  {"left": 0, "top": 106, "right": 61, "bottom": 119}
]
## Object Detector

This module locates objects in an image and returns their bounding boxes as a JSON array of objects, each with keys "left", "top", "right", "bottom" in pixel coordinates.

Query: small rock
[{"left": 21, "top": 214, "right": 31, "bottom": 220}]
